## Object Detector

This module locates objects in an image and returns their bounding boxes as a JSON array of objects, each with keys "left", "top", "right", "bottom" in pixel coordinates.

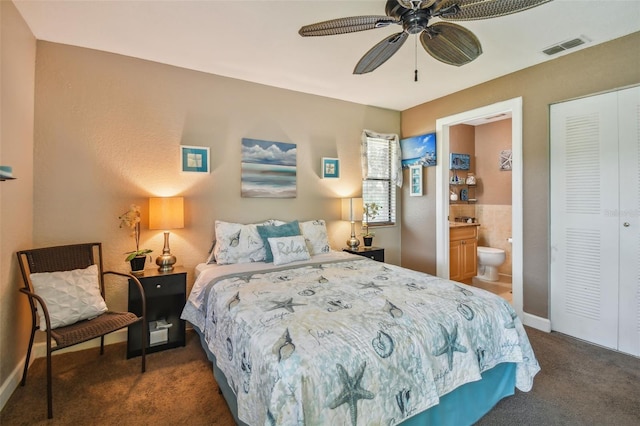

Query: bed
[{"left": 181, "top": 220, "right": 539, "bottom": 425}]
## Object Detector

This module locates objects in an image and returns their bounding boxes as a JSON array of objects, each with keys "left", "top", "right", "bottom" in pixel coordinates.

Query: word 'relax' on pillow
[
  {"left": 299, "top": 220, "right": 331, "bottom": 255},
  {"left": 257, "top": 220, "right": 300, "bottom": 263},
  {"left": 29, "top": 264, "right": 107, "bottom": 331},
  {"left": 268, "top": 235, "right": 311, "bottom": 266}
]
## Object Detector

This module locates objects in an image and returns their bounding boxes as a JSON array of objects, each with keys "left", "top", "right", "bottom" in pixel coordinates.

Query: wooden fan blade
[
  {"left": 435, "top": 0, "right": 552, "bottom": 21},
  {"left": 354, "top": 32, "right": 409, "bottom": 74},
  {"left": 420, "top": 22, "right": 482, "bottom": 66},
  {"left": 299, "top": 16, "right": 399, "bottom": 36}
]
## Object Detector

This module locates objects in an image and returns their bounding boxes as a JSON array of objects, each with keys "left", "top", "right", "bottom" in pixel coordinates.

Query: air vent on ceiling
[{"left": 543, "top": 36, "right": 590, "bottom": 56}]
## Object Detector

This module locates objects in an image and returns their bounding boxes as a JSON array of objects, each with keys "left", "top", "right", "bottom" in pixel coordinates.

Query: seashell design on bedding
[
  {"left": 229, "top": 230, "right": 240, "bottom": 247},
  {"left": 457, "top": 303, "right": 474, "bottom": 321},
  {"left": 272, "top": 328, "right": 296, "bottom": 362},
  {"left": 372, "top": 330, "right": 394, "bottom": 358},
  {"left": 384, "top": 299, "right": 403, "bottom": 318},
  {"left": 395, "top": 388, "right": 411, "bottom": 418},
  {"left": 227, "top": 291, "right": 240, "bottom": 310}
]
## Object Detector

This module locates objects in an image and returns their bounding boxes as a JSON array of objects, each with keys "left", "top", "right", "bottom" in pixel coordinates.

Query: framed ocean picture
[
  {"left": 400, "top": 132, "right": 436, "bottom": 169},
  {"left": 241, "top": 138, "right": 297, "bottom": 198},
  {"left": 450, "top": 153, "right": 470, "bottom": 170}
]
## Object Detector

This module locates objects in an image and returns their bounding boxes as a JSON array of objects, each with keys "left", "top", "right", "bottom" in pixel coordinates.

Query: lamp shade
[
  {"left": 149, "top": 197, "right": 184, "bottom": 230},
  {"left": 341, "top": 197, "right": 363, "bottom": 222}
]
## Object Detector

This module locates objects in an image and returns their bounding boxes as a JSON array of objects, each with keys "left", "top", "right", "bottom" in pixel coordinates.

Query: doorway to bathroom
[{"left": 435, "top": 98, "right": 524, "bottom": 319}]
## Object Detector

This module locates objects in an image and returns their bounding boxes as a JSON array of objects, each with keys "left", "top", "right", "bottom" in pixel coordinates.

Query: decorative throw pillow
[
  {"left": 257, "top": 220, "right": 301, "bottom": 263},
  {"left": 268, "top": 235, "right": 311, "bottom": 266},
  {"left": 299, "top": 220, "right": 331, "bottom": 255},
  {"left": 29, "top": 264, "right": 108, "bottom": 331},
  {"left": 214, "top": 221, "right": 267, "bottom": 265}
]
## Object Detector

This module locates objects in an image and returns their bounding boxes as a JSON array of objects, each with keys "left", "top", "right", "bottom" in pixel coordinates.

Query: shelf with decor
[{"left": 449, "top": 183, "right": 476, "bottom": 203}]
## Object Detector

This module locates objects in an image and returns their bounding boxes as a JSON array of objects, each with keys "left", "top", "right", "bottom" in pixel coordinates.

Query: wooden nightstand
[
  {"left": 127, "top": 266, "right": 187, "bottom": 358},
  {"left": 343, "top": 246, "right": 385, "bottom": 262}
]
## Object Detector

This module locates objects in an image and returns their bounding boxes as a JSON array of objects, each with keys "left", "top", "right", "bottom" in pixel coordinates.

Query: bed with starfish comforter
[{"left": 182, "top": 251, "right": 539, "bottom": 425}]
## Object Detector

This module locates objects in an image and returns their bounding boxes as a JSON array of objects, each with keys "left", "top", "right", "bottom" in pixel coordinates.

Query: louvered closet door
[
  {"left": 617, "top": 87, "right": 640, "bottom": 356},
  {"left": 550, "top": 91, "right": 620, "bottom": 350}
]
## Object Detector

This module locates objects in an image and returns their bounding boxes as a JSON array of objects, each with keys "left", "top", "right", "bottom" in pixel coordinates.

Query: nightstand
[
  {"left": 343, "top": 246, "right": 385, "bottom": 262},
  {"left": 127, "top": 266, "right": 187, "bottom": 358}
]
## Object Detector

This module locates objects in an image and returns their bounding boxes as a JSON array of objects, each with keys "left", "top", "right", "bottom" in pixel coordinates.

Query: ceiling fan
[{"left": 299, "top": 0, "right": 552, "bottom": 74}]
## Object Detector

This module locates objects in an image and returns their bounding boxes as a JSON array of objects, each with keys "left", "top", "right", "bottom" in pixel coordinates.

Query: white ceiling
[{"left": 13, "top": 0, "right": 640, "bottom": 111}]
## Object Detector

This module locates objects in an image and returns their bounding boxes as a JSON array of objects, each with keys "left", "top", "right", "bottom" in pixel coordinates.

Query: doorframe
[{"left": 435, "top": 97, "right": 524, "bottom": 319}]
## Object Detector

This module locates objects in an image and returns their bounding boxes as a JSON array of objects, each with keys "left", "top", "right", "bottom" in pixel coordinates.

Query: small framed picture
[
  {"left": 409, "top": 165, "right": 423, "bottom": 196},
  {"left": 181, "top": 145, "right": 210, "bottom": 173},
  {"left": 450, "top": 153, "right": 470, "bottom": 170},
  {"left": 322, "top": 157, "right": 339, "bottom": 178}
]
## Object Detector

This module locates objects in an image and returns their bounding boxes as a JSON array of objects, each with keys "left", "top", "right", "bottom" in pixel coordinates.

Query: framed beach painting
[
  {"left": 180, "top": 145, "right": 210, "bottom": 173},
  {"left": 400, "top": 132, "right": 436, "bottom": 168},
  {"left": 321, "top": 157, "right": 339, "bottom": 178},
  {"left": 241, "top": 138, "right": 297, "bottom": 198},
  {"left": 409, "top": 165, "right": 423, "bottom": 196},
  {"left": 450, "top": 153, "right": 470, "bottom": 170}
]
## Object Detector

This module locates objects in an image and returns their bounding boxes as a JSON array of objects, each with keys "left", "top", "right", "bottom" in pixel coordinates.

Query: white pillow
[
  {"left": 299, "top": 220, "right": 331, "bottom": 255},
  {"left": 213, "top": 220, "right": 267, "bottom": 265},
  {"left": 29, "top": 264, "right": 108, "bottom": 331},
  {"left": 268, "top": 235, "right": 311, "bottom": 266}
]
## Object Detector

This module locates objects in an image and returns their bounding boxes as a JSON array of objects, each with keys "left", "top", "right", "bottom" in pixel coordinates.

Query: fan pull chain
[{"left": 414, "top": 34, "right": 418, "bottom": 82}]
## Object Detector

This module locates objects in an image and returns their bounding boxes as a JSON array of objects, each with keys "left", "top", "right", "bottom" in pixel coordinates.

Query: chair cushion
[
  {"left": 50, "top": 311, "right": 139, "bottom": 348},
  {"left": 30, "top": 264, "right": 107, "bottom": 331}
]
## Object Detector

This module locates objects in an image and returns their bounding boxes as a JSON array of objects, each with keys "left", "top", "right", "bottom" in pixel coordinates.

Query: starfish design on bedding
[
  {"left": 268, "top": 298, "right": 306, "bottom": 313},
  {"left": 328, "top": 362, "right": 375, "bottom": 426},
  {"left": 359, "top": 281, "right": 384, "bottom": 291},
  {"left": 433, "top": 323, "right": 468, "bottom": 371}
]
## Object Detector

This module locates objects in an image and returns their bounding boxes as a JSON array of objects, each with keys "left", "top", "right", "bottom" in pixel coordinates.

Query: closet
[{"left": 550, "top": 86, "right": 639, "bottom": 357}]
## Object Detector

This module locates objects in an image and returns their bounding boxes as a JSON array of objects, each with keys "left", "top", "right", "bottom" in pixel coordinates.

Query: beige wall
[
  {"left": 0, "top": 0, "right": 36, "bottom": 408},
  {"left": 475, "top": 119, "right": 512, "bottom": 205},
  {"left": 401, "top": 31, "right": 640, "bottom": 318},
  {"left": 33, "top": 41, "right": 401, "bottom": 316}
]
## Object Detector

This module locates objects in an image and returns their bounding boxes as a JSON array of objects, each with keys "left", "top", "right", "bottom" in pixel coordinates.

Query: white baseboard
[
  {"left": 523, "top": 311, "right": 552, "bottom": 332},
  {"left": 0, "top": 329, "right": 127, "bottom": 413}
]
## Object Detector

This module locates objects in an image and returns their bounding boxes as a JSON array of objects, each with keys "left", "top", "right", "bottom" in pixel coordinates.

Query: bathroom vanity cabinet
[{"left": 449, "top": 224, "right": 478, "bottom": 282}]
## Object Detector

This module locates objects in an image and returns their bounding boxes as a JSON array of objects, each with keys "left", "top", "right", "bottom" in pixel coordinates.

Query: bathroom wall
[
  {"left": 449, "top": 120, "right": 513, "bottom": 276},
  {"left": 475, "top": 119, "right": 512, "bottom": 276}
]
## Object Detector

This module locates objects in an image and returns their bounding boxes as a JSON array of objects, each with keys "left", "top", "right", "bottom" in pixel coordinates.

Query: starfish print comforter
[{"left": 182, "top": 252, "right": 539, "bottom": 425}]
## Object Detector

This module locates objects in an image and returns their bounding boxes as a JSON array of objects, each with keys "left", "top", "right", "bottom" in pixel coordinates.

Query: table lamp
[
  {"left": 341, "top": 197, "right": 363, "bottom": 249},
  {"left": 149, "top": 196, "right": 184, "bottom": 272}
]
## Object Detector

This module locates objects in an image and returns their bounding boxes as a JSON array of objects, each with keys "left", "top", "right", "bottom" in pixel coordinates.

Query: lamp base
[
  {"left": 156, "top": 231, "right": 176, "bottom": 272},
  {"left": 155, "top": 254, "right": 176, "bottom": 273},
  {"left": 347, "top": 237, "right": 360, "bottom": 250}
]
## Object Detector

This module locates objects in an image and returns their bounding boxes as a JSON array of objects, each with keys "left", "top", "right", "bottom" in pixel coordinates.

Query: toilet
[{"left": 476, "top": 246, "right": 506, "bottom": 282}]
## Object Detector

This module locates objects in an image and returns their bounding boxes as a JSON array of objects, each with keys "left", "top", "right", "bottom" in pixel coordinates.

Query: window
[{"left": 361, "top": 130, "right": 401, "bottom": 226}]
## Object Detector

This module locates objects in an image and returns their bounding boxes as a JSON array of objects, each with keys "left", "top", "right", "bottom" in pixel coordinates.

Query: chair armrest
[
  {"left": 103, "top": 271, "right": 146, "bottom": 322},
  {"left": 19, "top": 287, "right": 53, "bottom": 332}
]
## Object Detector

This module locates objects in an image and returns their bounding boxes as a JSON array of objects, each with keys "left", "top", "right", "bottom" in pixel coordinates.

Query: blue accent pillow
[{"left": 257, "top": 220, "right": 300, "bottom": 263}]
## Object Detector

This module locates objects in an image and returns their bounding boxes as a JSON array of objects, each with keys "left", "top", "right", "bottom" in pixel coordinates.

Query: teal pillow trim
[{"left": 257, "top": 220, "right": 301, "bottom": 263}]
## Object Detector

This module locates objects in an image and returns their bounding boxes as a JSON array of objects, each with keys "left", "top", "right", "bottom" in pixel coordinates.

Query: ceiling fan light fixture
[{"left": 299, "top": 0, "right": 552, "bottom": 74}]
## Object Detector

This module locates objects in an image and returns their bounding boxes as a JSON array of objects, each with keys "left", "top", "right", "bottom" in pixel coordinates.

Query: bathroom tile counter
[{"left": 449, "top": 222, "right": 481, "bottom": 228}]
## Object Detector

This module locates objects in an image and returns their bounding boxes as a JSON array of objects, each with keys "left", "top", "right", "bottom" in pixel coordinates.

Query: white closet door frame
[
  {"left": 550, "top": 91, "right": 620, "bottom": 350},
  {"left": 617, "top": 86, "right": 640, "bottom": 356}
]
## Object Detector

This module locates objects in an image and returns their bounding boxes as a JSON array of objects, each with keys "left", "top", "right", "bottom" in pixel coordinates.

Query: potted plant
[
  {"left": 119, "top": 204, "right": 152, "bottom": 274},
  {"left": 362, "top": 202, "right": 381, "bottom": 247}
]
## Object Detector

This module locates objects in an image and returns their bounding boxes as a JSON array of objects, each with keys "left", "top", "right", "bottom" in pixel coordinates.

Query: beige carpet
[
  {"left": 0, "top": 331, "right": 235, "bottom": 425},
  {"left": 1, "top": 327, "right": 639, "bottom": 425}
]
